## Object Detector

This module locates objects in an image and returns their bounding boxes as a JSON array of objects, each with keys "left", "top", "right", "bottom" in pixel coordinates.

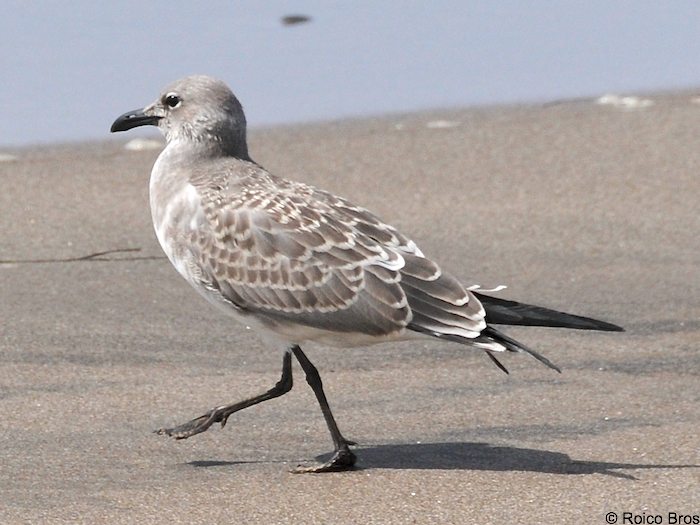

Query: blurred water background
[{"left": 1, "top": 0, "right": 699, "bottom": 146}]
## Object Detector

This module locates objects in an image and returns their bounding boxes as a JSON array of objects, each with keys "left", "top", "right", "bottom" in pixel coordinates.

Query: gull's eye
[{"left": 164, "top": 94, "right": 181, "bottom": 108}]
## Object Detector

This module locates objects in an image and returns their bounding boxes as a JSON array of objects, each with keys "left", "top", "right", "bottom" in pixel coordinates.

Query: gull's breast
[{"left": 150, "top": 180, "right": 205, "bottom": 282}]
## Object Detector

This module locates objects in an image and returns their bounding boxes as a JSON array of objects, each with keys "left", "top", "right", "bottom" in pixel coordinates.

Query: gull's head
[{"left": 110, "top": 75, "right": 248, "bottom": 158}]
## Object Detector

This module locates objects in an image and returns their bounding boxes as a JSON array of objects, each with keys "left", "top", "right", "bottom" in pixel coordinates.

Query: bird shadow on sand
[
  {"left": 188, "top": 442, "right": 698, "bottom": 480},
  {"left": 344, "top": 442, "right": 698, "bottom": 480}
]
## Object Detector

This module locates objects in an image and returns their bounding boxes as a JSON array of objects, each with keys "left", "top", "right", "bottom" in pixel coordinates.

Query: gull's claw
[
  {"left": 292, "top": 447, "right": 357, "bottom": 474},
  {"left": 155, "top": 410, "right": 221, "bottom": 440}
]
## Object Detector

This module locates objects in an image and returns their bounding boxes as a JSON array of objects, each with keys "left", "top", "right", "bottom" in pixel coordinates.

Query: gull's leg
[
  {"left": 290, "top": 345, "right": 356, "bottom": 473},
  {"left": 157, "top": 350, "right": 293, "bottom": 439}
]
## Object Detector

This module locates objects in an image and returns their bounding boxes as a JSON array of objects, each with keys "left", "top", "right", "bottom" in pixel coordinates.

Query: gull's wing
[{"left": 185, "top": 162, "right": 487, "bottom": 341}]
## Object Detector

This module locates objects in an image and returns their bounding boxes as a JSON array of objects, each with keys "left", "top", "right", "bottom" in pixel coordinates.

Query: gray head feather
[{"left": 147, "top": 75, "right": 249, "bottom": 159}]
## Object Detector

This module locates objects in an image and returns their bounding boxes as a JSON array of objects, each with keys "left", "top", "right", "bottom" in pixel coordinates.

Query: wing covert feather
[{"left": 185, "top": 163, "right": 484, "bottom": 341}]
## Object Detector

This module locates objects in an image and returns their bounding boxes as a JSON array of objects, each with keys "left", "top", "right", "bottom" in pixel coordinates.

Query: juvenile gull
[{"left": 111, "top": 75, "right": 623, "bottom": 472}]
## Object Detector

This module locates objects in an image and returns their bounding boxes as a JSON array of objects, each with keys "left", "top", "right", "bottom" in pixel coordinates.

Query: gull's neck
[
  {"left": 150, "top": 135, "right": 252, "bottom": 201},
  {"left": 166, "top": 135, "right": 250, "bottom": 162},
  {"left": 163, "top": 118, "right": 251, "bottom": 162}
]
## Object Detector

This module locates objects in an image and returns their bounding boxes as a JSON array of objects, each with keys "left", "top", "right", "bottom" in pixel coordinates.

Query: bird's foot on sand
[
  {"left": 155, "top": 407, "right": 227, "bottom": 439},
  {"left": 292, "top": 445, "right": 357, "bottom": 473}
]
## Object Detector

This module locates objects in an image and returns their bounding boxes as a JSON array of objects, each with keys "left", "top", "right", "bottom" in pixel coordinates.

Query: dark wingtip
[
  {"left": 597, "top": 321, "right": 625, "bottom": 332},
  {"left": 474, "top": 292, "right": 624, "bottom": 332},
  {"left": 570, "top": 311, "right": 624, "bottom": 332}
]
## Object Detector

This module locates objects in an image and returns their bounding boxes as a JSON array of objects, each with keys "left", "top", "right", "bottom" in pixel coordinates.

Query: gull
[{"left": 111, "top": 75, "right": 622, "bottom": 472}]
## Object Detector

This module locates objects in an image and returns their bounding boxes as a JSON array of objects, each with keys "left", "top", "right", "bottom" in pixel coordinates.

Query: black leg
[
  {"left": 290, "top": 345, "right": 356, "bottom": 473},
  {"left": 156, "top": 351, "right": 294, "bottom": 439}
]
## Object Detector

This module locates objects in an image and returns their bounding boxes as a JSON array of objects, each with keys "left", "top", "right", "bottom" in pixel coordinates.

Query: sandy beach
[{"left": 1, "top": 94, "right": 698, "bottom": 524}]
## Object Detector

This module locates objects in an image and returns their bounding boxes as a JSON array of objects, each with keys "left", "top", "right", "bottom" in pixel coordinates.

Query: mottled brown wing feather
[
  {"left": 188, "top": 167, "right": 414, "bottom": 336},
  {"left": 187, "top": 162, "right": 487, "bottom": 341}
]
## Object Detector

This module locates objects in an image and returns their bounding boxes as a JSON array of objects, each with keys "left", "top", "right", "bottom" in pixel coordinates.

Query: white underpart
[{"left": 152, "top": 182, "right": 202, "bottom": 278}]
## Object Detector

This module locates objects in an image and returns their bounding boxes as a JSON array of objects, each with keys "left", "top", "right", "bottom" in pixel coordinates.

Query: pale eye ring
[{"left": 164, "top": 93, "right": 181, "bottom": 108}]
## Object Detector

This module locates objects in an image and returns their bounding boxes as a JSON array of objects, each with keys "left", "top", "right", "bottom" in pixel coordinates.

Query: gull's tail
[
  {"left": 397, "top": 252, "right": 622, "bottom": 374},
  {"left": 474, "top": 293, "right": 622, "bottom": 374},
  {"left": 480, "top": 325, "right": 562, "bottom": 373},
  {"left": 407, "top": 292, "right": 622, "bottom": 375},
  {"left": 409, "top": 322, "right": 564, "bottom": 374}
]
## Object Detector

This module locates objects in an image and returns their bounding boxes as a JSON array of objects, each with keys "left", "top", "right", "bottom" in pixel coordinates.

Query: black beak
[{"left": 110, "top": 109, "right": 161, "bottom": 133}]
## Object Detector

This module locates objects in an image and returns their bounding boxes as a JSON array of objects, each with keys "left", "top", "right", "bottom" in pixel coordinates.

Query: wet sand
[{"left": 1, "top": 94, "right": 699, "bottom": 524}]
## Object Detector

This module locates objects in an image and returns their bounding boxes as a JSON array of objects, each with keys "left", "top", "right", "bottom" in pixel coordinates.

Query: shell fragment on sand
[
  {"left": 124, "top": 138, "right": 164, "bottom": 151},
  {"left": 596, "top": 94, "right": 654, "bottom": 110}
]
